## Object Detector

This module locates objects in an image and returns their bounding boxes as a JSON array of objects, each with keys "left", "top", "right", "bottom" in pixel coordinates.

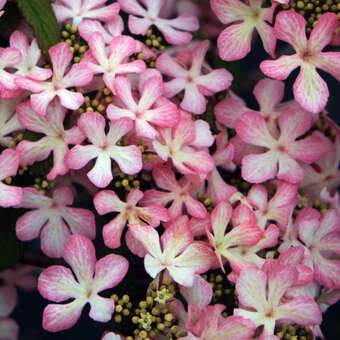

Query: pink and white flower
[
  {"left": 130, "top": 216, "right": 215, "bottom": 287},
  {"left": 83, "top": 33, "right": 145, "bottom": 94},
  {"left": 16, "top": 100, "right": 85, "bottom": 180},
  {"left": 0, "top": 149, "right": 22, "bottom": 207},
  {"left": 210, "top": 0, "right": 277, "bottom": 61},
  {"left": 107, "top": 71, "right": 179, "bottom": 139},
  {"left": 156, "top": 41, "right": 233, "bottom": 114},
  {"left": 0, "top": 47, "right": 22, "bottom": 92},
  {"left": 260, "top": 11, "right": 340, "bottom": 114},
  {"left": 235, "top": 109, "right": 332, "bottom": 183},
  {"left": 38, "top": 234, "right": 128, "bottom": 332},
  {"left": 15, "top": 42, "right": 93, "bottom": 115},
  {"left": 67, "top": 112, "right": 142, "bottom": 188},
  {"left": 141, "top": 165, "right": 207, "bottom": 220},
  {"left": 52, "top": 0, "right": 120, "bottom": 26},
  {"left": 118, "top": 0, "right": 199, "bottom": 45},
  {"left": 94, "top": 189, "right": 169, "bottom": 249},
  {"left": 234, "top": 264, "right": 322, "bottom": 337},
  {"left": 16, "top": 187, "right": 96, "bottom": 258}
]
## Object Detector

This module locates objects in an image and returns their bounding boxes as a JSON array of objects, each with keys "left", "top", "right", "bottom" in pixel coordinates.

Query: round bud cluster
[
  {"left": 61, "top": 24, "right": 88, "bottom": 63},
  {"left": 111, "top": 294, "right": 133, "bottom": 324},
  {"left": 197, "top": 192, "right": 215, "bottom": 213},
  {"left": 275, "top": 324, "right": 314, "bottom": 340}
]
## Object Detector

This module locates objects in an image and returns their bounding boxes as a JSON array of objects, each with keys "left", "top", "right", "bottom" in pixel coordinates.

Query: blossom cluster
[{"left": 0, "top": 0, "right": 339, "bottom": 339}]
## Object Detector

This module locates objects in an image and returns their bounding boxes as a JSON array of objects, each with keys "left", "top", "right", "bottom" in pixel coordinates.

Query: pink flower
[
  {"left": 67, "top": 112, "right": 142, "bottom": 188},
  {"left": 93, "top": 189, "right": 169, "bottom": 249},
  {"left": 16, "top": 100, "right": 85, "bottom": 180},
  {"left": 52, "top": 0, "right": 120, "bottom": 26},
  {"left": 83, "top": 33, "right": 145, "bottom": 94},
  {"left": 235, "top": 109, "right": 332, "bottom": 183},
  {"left": 205, "top": 202, "right": 263, "bottom": 272},
  {"left": 141, "top": 165, "right": 207, "bottom": 220},
  {"left": 0, "top": 0, "right": 6, "bottom": 17},
  {"left": 9, "top": 31, "right": 52, "bottom": 81},
  {"left": 38, "top": 234, "right": 129, "bottom": 332},
  {"left": 15, "top": 42, "right": 93, "bottom": 115},
  {"left": 16, "top": 187, "right": 96, "bottom": 258},
  {"left": 247, "top": 181, "right": 298, "bottom": 230},
  {"left": 297, "top": 208, "right": 340, "bottom": 288},
  {"left": 183, "top": 304, "right": 255, "bottom": 340},
  {"left": 260, "top": 11, "right": 340, "bottom": 114},
  {"left": 130, "top": 216, "right": 215, "bottom": 287},
  {"left": 107, "top": 71, "right": 179, "bottom": 139},
  {"left": 0, "top": 285, "right": 18, "bottom": 340},
  {"left": 156, "top": 41, "right": 233, "bottom": 114},
  {"left": 234, "top": 264, "right": 322, "bottom": 337},
  {"left": 152, "top": 116, "right": 214, "bottom": 177},
  {"left": 0, "top": 149, "right": 22, "bottom": 207},
  {"left": 118, "top": 0, "right": 199, "bottom": 45},
  {"left": 210, "top": 0, "right": 277, "bottom": 61}
]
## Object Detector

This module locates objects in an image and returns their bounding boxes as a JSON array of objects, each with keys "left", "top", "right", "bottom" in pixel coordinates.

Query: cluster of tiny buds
[
  {"left": 275, "top": 324, "right": 313, "bottom": 340},
  {"left": 201, "top": 271, "right": 238, "bottom": 316},
  {"left": 9, "top": 133, "right": 24, "bottom": 149},
  {"left": 61, "top": 24, "right": 88, "bottom": 63},
  {"left": 283, "top": 0, "right": 340, "bottom": 34},
  {"left": 130, "top": 277, "right": 186, "bottom": 339},
  {"left": 145, "top": 28, "right": 166, "bottom": 54},
  {"left": 76, "top": 87, "right": 112, "bottom": 114},
  {"left": 196, "top": 192, "right": 215, "bottom": 212},
  {"left": 313, "top": 115, "right": 338, "bottom": 142},
  {"left": 111, "top": 294, "right": 133, "bottom": 323},
  {"left": 112, "top": 166, "right": 141, "bottom": 191}
]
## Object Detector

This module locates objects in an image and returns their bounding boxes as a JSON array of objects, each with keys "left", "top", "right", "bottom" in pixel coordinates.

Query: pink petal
[
  {"left": 156, "top": 53, "right": 187, "bottom": 78},
  {"left": 16, "top": 210, "right": 48, "bottom": 241},
  {"left": 211, "top": 0, "right": 250, "bottom": 25},
  {"left": 260, "top": 55, "right": 300, "bottom": 80},
  {"left": 274, "top": 11, "right": 307, "bottom": 52},
  {"left": 88, "top": 295, "right": 115, "bottom": 322},
  {"left": 235, "top": 111, "right": 275, "bottom": 148},
  {"left": 102, "top": 214, "right": 127, "bottom": 249},
  {"left": 254, "top": 78, "right": 284, "bottom": 112},
  {"left": 109, "top": 145, "right": 142, "bottom": 175},
  {"left": 78, "top": 112, "right": 106, "bottom": 146},
  {"left": 314, "top": 51, "right": 340, "bottom": 82},
  {"left": 92, "top": 254, "right": 129, "bottom": 292},
  {"left": 217, "top": 22, "right": 254, "bottom": 61},
  {"left": 181, "top": 84, "right": 207, "bottom": 115},
  {"left": 241, "top": 151, "right": 278, "bottom": 183},
  {"left": 277, "top": 154, "right": 305, "bottom": 183},
  {"left": 0, "top": 148, "right": 20, "bottom": 180},
  {"left": 87, "top": 153, "right": 113, "bottom": 188},
  {"left": 196, "top": 69, "right": 233, "bottom": 93},
  {"left": 58, "top": 89, "right": 84, "bottom": 111},
  {"left": 107, "top": 117, "right": 134, "bottom": 145},
  {"left": 61, "top": 63, "right": 93, "bottom": 88},
  {"left": 293, "top": 63, "right": 329, "bottom": 114},
  {"left": 66, "top": 145, "right": 99, "bottom": 170},
  {"left": 49, "top": 42, "right": 73, "bottom": 81},
  {"left": 211, "top": 202, "right": 233, "bottom": 242},
  {"left": 38, "top": 265, "right": 83, "bottom": 302},
  {"left": 94, "top": 190, "right": 126, "bottom": 215},
  {"left": 30, "top": 91, "right": 57, "bottom": 116},
  {"left": 0, "top": 182, "right": 22, "bottom": 208},
  {"left": 308, "top": 13, "right": 338, "bottom": 53},
  {"left": 256, "top": 22, "right": 276, "bottom": 58},
  {"left": 62, "top": 234, "right": 96, "bottom": 288},
  {"left": 42, "top": 300, "right": 85, "bottom": 332}
]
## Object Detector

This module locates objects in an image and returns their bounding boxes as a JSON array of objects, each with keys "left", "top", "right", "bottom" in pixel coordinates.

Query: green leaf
[
  {"left": 0, "top": 208, "right": 23, "bottom": 270},
  {"left": 17, "top": 0, "right": 61, "bottom": 60}
]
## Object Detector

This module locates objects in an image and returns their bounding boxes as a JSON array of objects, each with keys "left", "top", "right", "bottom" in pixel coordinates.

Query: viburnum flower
[
  {"left": 156, "top": 40, "right": 233, "bottom": 114},
  {"left": 67, "top": 112, "right": 142, "bottom": 188},
  {"left": 0, "top": 285, "right": 18, "bottom": 340},
  {"left": 107, "top": 72, "right": 179, "bottom": 139},
  {"left": 234, "top": 264, "right": 322, "bottom": 337},
  {"left": 93, "top": 189, "right": 169, "bottom": 249},
  {"left": 0, "top": 149, "right": 22, "bottom": 208},
  {"left": 130, "top": 215, "right": 215, "bottom": 287},
  {"left": 16, "top": 100, "right": 85, "bottom": 180},
  {"left": 9, "top": 30, "right": 52, "bottom": 81},
  {"left": 246, "top": 181, "right": 298, "bottom": 230},
  {"left": 183, "top": 304, "right": 255, "bottom": 340},
  {"left": 52, "top": 0, "right": 120, "bottom": 26},
  {"left": 15, "top": 42, "right": 93, "bottom": 115},
  {"left": 0, "top": 97, "right": 23, "bottom": 147},
  {"left": 260, "top": 11, "right": 340, "bottom": 114},
  {"left": 152, "top": 116, "right": 214, "bottom": 177},
  {"left": 83, "top": 33, "right": 146, "bottom": 94},
  {"left": 38, "top": 234, "right": 129, "bottom": 332},
  {"left": 210, "top": 0, "right": 277, "bottom": 61},
  {"left": 141, "top": 165, "right": 207, "bottom": 220},
  {"left": 16, "top": 187, "right": 96, "bottom": 258},
  {"left": 297, "top": 208, "right": 340, "bottom": 288},
  {"left": 235, "top": 109, "right": 332, "bottom": 183},
  {"left": 102, "top": 332, "right": 125, "bottom": 340},
  {"left": 205, "top": 202, "right": 264, "bottom": 272},
  {"left": 118, "top": 0, "right": 199, "bottom": 45}
]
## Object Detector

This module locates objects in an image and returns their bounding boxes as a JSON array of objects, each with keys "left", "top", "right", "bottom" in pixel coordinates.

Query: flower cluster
[{"left": 0, "top": 0, "right": 339, "bottom": 339}]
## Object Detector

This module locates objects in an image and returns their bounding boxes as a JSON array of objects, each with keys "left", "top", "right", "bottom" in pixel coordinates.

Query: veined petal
[
  {"left": 108, "top": 145, "right": 142, "bottom": 175},
  {"left": 256, "top": 21, "right": 276, "bottom": 58},
  {"left": 293, "top": 63, "right": 329, "bottom": 114},
  {"left": 277, "top": 154, "right": 304, "bottom": 183},
  {"left": 211, "top": 202, "right": 232, "bottom": 243},
  {"left": 217, "top": 22, "right": 254, "bottom": 61},
  {"left": 87, "top": 152, "right": 113, "bottom": 188},
  {"left": 102, "top": 214, "right": 127, "bottom": 249},
  {"left": 78, "top": 112, "right": 106, "bottom": 146},
  {"left": 94, "top": 190, "right": 126, "bottom": 215},
  {"left": 260, "top": 55, "right": 300, "bottom": 80},
  {"left": 49, "top": 42, "right": 73, "bottom": 81},
  {"left": 211, "top": 0, "right": 252, "bottom": 25},
  {"left": 88, "top": 295, "right": 115, "bottom": 322}
]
